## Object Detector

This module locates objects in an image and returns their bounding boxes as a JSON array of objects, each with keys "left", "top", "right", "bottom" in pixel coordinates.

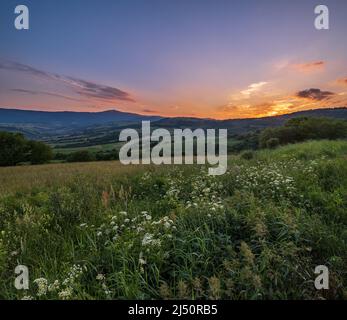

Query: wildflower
[
  {"left": 192, "top": 277, "right": 204, "bottom": 298},
  {"left": 164, "top": 221, "right": 171, "bottom": 229},
  {"left": 101, "top": 191, "right": 110, "bottom": 208},
  {"left": 208, "top": 276, "right": 221, "bottom": 300},
  {"left": 142, "top": 233, "right": 161, "bottom": 247},
  {"left": 58, "top": 288, "right": 73, "bottom": 300},
  {"left": 240, "top": 241, "right": 254, "bottom": 265},
  {"left": 21, "top": 295, "right": 34, "bottom": 300},
  {"left": 159, "top": 282, "right": 171, "bottom": 299},
  {"left": 48, "top": 280, "right": 60, "bottom": 292},
  {"left": 96, "top": 274, "right": 105, "bottom": 281},
  {"left": 177, "top": 280, "right": 189, "bottom": 299},
  {"left": 33, "top": 278, "right": 48, "bottom": 297}
]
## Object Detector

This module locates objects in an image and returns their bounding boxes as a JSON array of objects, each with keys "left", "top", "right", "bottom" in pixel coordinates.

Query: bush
[
  {"left": 240, "top": 150, "right": 254, "bottom": 160},
  {"left": 0, "top": 131, "right": 52, "bottom": 166},
  {"left": 259, "top": 117, "right": 347, "bottom": 148},
  {"left": 28, "top": 141, "right": 53, "bottom": 164},
  {"left": 66, "top": 150, "right": 95, "bottom": 162},
  {"left": 266, "top": 138, "right": 280, "bottom": 149}
]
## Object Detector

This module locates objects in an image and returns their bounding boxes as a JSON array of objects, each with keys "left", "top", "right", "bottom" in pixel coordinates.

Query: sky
[{"left": 0, "top": 0, "right": 347, "bottom": 119}]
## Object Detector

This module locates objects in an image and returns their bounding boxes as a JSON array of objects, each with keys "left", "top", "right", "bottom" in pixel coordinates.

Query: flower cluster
[
  {"left": 164, "top": 169, "right": 225, "bottom": 212},
  {"left": 230, "top": 162, "right": 297, "bottom": 201},
  {"left": 32, "top": 264, "right": 85, "bottom": 300}
]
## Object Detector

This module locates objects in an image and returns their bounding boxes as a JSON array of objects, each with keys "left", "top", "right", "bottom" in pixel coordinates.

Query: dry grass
[{"left": 0, "top": 161, "right": 148, "bottom": 195}]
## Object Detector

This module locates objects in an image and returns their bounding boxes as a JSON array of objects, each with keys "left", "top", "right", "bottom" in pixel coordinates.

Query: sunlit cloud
[
  {"left": 240, "top": 81, "right": 268, "bottom": 97},
  {"left": 336, "top": 78, "right": 347, "bottom": 86}
]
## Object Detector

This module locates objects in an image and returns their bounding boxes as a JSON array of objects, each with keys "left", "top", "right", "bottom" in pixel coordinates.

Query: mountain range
[{"left": 1, "top": 107, "right": 347, "bottom": 148}]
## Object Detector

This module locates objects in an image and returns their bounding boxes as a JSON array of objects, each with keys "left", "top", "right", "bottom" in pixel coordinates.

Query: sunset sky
[{"left": 1, "top": 0, "right": 347, "bottom": 119}]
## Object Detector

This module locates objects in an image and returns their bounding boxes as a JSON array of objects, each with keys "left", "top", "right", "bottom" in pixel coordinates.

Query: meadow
[{"left": 0, "top": 140, "right": 346, "bottom": 299}]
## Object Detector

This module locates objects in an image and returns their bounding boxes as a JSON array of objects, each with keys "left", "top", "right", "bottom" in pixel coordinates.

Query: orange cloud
[
  {"left": 291, "top": 60, "right": 325, "bottom": 73},
  {"left": 336, "top": 78, "right": 347, "bottom": 86}
]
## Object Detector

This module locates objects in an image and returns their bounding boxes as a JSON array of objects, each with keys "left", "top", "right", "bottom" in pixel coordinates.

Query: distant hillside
[
  {"left": 0, "top": 107, "right": 346, "bottom": 145},
  {"left": 0, "top": 108, "right": 162, "bottom": 126}
]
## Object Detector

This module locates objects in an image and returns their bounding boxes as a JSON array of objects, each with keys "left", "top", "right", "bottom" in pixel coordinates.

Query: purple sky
[{"left": 1, "top": 0, "right": 347, "bottom": 119}]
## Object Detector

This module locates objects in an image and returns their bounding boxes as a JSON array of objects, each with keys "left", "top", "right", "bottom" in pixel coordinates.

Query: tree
[
  {"left": 259, "top": 117, "right": 347, "bottom": 148},
  {"left": 0, "top": 132, "right": 28, "bottom": 166},
  {"left": 0, "top": 131, "right": 53, "bottom": 166},
  {"left": 28, "top": 141, "right": 53, "bottom": 164}
]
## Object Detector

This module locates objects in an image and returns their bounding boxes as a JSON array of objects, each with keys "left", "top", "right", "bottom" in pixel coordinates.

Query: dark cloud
[
  {"left": 11, "top": 89, "right": 83, "bottom": 102},
  {"left": 65, "top": 77, "right": 134, "bottom": 102},
  {"left": 141, "top": 108, "right": 158, "bottom": 113},
  {"left": 0, "top": 61, "right": 51, "bottom": 78},
  {"left": 0, "top": 60, "right": 135, "bottom": 102},
  {"left": 296, "top": 88, "right": 334, "bottom": 100}
]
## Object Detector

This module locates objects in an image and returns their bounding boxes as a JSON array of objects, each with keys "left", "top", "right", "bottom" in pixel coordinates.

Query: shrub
[
  {"left": 240, "top": 150, "right": 254, "bottom": 160},
  {"left": 66, "top": 150, "right": 95, "bottom": 162},
  {"left": 259, "top": 117, "right": 347, "bottom": 148},
  {"left": 266, "top": 138, "right": 280, "bottom": 149},
  {"left": 0, "top": 131, "right": 52, "bottom": 166},
  {"left": 28, "top": 141, "right": 53, "bottom": 164}
]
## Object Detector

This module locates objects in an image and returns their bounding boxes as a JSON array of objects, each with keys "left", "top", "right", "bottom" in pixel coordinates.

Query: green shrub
[
  {"left": 240, "top": 150, "right": 254, "bottom": 160},
  {"left": 266, "top": 138, "right": 280, "bottom": 149}
]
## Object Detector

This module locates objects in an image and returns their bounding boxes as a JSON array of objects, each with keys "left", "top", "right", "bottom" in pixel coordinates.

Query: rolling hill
[{"left": 1, "top": 107, "right": 347, "bottom": 148}]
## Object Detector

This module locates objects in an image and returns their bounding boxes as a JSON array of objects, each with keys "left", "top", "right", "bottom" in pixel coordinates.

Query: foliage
[
  {"left": 0, "top": 131, "right": 52, "bottom": 166},
  {"left": 259, "top": 117, "right": 347, "bottom": 148},
  {"left": 66, "top": 150, "right": 95, "bottom": 163},
  {"left": 0, "top": 140, "right": 346, "bottom": 300}
]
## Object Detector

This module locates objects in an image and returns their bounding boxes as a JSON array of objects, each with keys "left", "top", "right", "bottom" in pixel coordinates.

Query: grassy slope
[{"left": 0, "top": 140, "right": 346, "bottom": 299}]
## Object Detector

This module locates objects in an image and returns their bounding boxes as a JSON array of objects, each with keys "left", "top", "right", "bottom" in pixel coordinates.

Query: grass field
[{"left": 0, "top": 140, "right": 346, "bottom": 299}]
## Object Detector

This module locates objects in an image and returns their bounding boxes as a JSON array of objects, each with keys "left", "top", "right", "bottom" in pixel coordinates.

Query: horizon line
[{"left": 0, "top": 106, "right": 346, "bottom": 122}]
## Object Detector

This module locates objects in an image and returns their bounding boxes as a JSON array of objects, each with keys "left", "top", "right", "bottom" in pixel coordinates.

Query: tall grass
[{"left": 0, "top": 140, "right": 346, "bottom": 299}]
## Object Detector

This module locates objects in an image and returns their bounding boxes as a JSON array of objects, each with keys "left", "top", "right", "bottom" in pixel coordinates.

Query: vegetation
[
  {"left": 0, "top": 140, "right": 346, "bottom": 300},
  {"left": 0, "top": 132, "right": 52, "bottom": 166},
  {"left": 259, "top": 117, "right": 347, "bottom": 148}
]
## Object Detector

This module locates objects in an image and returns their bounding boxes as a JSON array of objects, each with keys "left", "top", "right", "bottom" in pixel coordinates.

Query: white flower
[
  {"left": 96, "top": 274, "right": 105, "bottom": 281},
  {"left": 48, "top": 280, "right": 60, "bottom": 292},
  {"left": 58, "top": 288, "right": 73, "bottom": 300},
  {"left": 164, "top": 221, "right": 171, "bottom": 229},
  {"left": 33, "top": 278, "right": 48, "bottom": 297}
]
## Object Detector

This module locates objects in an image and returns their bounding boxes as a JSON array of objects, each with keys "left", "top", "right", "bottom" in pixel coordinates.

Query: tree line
[
  {"left": 1, "top": 117, "right": 347, "bottom": 166},
  {"left": 0, "top": 131, "right": 53, "bottom": 166},
  {"left": 259, "top": 117, "right": 347, "bottom": 148}
]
